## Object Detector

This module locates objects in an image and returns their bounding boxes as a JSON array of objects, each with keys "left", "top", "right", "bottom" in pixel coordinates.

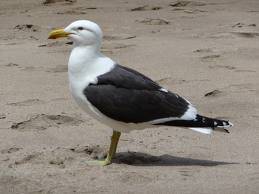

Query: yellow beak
[{"left": 48, "top": 28, "right": 70, "bottom": 39}]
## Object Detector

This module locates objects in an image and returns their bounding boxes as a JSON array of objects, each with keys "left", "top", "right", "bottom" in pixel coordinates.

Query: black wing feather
[{"left": 84, "top": 64, "right": 189, "bottom": 123}]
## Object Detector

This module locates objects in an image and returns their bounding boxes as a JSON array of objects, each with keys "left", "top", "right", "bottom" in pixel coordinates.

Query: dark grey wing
[
  {"left": 84, "top": 64, "right": 190, "bottom": 123},
  {"left": 97, "top": 64, "right": 161, "bottom": 90}
]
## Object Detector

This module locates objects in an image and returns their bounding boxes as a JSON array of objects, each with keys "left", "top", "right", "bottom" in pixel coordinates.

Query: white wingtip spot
[
  {"left": 159, "top": 88, "right": 168, "bottom": 93},
  {"left": 181, "top": 105, "right": 197, "bottom": 120},
  {"left": 217, "top": 121, "right": 234, "bottom": 128}
]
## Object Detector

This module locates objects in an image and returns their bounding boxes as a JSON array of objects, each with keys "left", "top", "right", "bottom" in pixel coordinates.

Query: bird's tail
[{"left": 157, "top": 114, "right": 233, "bottom": 134}]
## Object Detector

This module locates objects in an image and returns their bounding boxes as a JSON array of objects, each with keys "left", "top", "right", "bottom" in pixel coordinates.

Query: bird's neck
[
  {"left": 72, "top": 43, "right": 101, "bottom": 59},
  {"left": 68, "top": 44, "right": 114, "bottom": 82},
  {"left": 69, "top": 45, "right": 101, "bottom": 72}
]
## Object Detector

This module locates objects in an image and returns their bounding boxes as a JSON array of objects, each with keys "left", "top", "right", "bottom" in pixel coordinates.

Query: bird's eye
[{"left": 77, "top": 27, "right": 84, "bottom": 30}]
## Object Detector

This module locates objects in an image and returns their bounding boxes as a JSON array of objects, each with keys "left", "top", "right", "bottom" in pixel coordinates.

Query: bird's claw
[{"left": 86, "top": 159, "right": 112, "bottom": 166}]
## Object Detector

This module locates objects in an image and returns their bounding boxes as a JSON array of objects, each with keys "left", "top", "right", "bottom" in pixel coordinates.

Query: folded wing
[{"left": 83, "top": 64, "right": 193, "bottom": 124}]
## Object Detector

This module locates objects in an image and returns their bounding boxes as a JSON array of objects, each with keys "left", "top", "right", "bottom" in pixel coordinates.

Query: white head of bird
[
  {"left": 48, "top": 20, "right": 114, "bottom": 80},
  {"left": 48, "top": 20, "right": 103, "bottom": 48}
]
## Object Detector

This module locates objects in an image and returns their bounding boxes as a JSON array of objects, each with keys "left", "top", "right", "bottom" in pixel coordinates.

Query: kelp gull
[{"left": 48, "top": 20, "right": 233, "bottom": 166}]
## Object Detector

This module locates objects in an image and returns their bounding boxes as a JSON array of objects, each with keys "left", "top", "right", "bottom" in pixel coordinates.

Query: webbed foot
[{"left": 86, "top": 159, "right": 112, "bottom": 166}]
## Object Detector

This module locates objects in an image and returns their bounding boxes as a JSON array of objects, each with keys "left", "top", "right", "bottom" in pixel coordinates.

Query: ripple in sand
[{"left": 7, "top": 99, "right": 44, "bottom": 106}]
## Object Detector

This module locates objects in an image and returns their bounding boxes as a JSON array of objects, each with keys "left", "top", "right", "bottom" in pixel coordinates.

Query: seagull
[{"left": 48, "top": 20, "right": 233, "bottom": 166}]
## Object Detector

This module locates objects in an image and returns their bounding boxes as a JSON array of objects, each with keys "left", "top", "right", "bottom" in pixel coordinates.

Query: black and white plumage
[
  {"left": 84, "top": 64, "right": 232, "bottom": 134},
  {"left": 84, "top": 64, "right": 190, "bottom": 123},
  {"left": 49, "top": 20, "right": 233, "bottom": 135}
]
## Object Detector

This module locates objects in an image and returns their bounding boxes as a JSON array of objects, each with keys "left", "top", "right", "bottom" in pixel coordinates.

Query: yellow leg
[{"left": 87, "top": 130, "right": 121, "bottom": 166}]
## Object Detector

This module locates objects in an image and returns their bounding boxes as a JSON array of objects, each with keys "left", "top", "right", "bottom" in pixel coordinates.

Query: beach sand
[{"left": 0, "top": 0, "right": 258, "bottom": 193}]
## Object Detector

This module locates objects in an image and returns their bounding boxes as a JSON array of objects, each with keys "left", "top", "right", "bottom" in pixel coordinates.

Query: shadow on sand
[{"left": 114, "top": 152, "right": 237, "bottom": 166}]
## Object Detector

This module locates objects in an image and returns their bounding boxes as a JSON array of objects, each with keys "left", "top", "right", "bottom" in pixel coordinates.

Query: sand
[{"left": 0, "top": 0, "right": 258, "bottom": 193}]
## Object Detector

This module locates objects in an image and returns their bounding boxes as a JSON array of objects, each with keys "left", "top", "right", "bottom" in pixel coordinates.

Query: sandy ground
[{"left": 0, "top": 0, "right": 258, "bottom": 193}]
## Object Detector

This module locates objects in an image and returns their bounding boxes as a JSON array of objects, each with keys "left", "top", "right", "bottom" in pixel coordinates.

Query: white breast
[
  {"left": 68, "top": 47, "right": 126, "bottom": 130},
  {"left": 68, "top": 46, "right": 113, "bottom": 115}
]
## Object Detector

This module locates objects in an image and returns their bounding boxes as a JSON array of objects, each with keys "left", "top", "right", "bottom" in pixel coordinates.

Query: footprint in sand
[
  {"left": 56, "top": 9, "right": 87, "bottom": 15},
  {"left": 170, "top": 0, "right": 207, "bottom": 13},
  {"left": 7, "top": 99, "right": 44, "bottom": 106},
  {"left": 193, "top": 48, "right": 213, "bottom": 53},
  {"left": 130, "top": 5, "right": 162, "bottom": 11},
  {"left": 232, "top": 22, "right": 256, "bottom": 28},
  {"left": 194, "top": 48, "right": 222, "bottom": 62},
  {"left": 1, "top": 147, "right": 22, "bottom": 154},
  {"left": 42, "top": 0, "right": 76, "bottom": 5},
  {"left": 230, "top": 23, "right": 259, "bottom": 38},
  {"left": 8, "top": 147, "right": 75, "bottom": 168},
  {"left": 11, "top": 114, "right": 83, "bottom": 131},
  {"left": 48, "top": 148, "right": 74, "bottom": 168},
  {"left": 70, "top": 145, "right": 106, "bottom": 160},
  {"left": 0, "top": 114, "right": 6, "bottom": 119},
  {"left": 170, "top": 1, "right": 206, "bottom": 7},
  {"left": 4, "top": 63, "right": 19, "bottom": 67},
  {"left": 204, "top": 89, "right": 223, "bottom": 97},
  {"left": 49, "top": 157, "right": 67, "bottom": 168},
  {"left": 37, "top": 146, "right": 96, "bottom": 168},
  {"left": 201, "top": 54, "right": 221, "bottom": 62},
  {"left": 137, "top": 18, "right": 170, "bottom": 25},
  {"left": 7, "top": 153, "right": 42, "bottom": 168},
  {"left": 14, "top": 24, "right": 40, "bottom": 32}
]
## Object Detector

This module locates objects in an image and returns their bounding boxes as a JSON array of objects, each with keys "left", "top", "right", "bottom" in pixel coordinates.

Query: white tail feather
[{"left": 190, "top": 127, "right": 212, "bottom": 134}]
